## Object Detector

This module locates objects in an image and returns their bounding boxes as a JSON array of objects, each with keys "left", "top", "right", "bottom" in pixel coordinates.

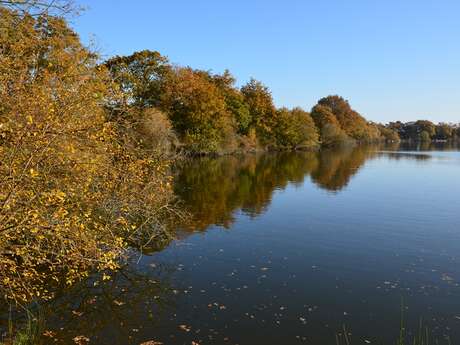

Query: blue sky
[{"left": 72, "top": 0, "right": 460, "bottom": 123}]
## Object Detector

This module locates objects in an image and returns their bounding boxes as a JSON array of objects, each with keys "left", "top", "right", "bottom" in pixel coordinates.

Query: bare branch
[{"left": 0, "top": 0, "right": 79, "bottom": 16}]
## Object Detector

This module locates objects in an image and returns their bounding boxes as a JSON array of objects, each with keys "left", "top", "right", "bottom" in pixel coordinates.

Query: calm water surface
[{"left": 42, "top": 144, "right": 460, "bottom": 344}]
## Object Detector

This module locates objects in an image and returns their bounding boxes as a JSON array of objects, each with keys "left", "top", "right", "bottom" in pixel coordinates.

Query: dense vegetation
[
  {"left": 104, "top": 50, "right": 459, "bottom": 152},
  {"left": 0, "top": 4, "right": 176, "bottom": 305},
  {"left": 1, "top": 1, "right": 459, "bottom": 344},
  {"left": 387, "top": 120, "right": 460, "bottom": 142},
  {"left": 0, "top": 0, "right": 458, "bottom": 330}
]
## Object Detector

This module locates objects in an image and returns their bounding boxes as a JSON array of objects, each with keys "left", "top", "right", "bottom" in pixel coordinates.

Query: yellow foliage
[{"left": 0, "top": 8, "right": 174, "bottom": 303}]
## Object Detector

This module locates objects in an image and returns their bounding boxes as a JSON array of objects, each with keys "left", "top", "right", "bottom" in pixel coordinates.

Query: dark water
[{"left": 35, "top": 144, "right": 460, "bottom": 344}]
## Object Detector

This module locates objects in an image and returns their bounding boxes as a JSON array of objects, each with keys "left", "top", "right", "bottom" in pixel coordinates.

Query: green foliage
[
  {"left": 389, "top": 120, "right": 458, "bottom": 142},
  {"left": 104, "top": 53, "right": 450, "bottom": 152},
  {"left": 228, "top": 95, "right": 251, "bottom": 135},
  {"left": 415, "top": 120, "right": 436, "bottom": 138},
  {"left": 435, "top": 123, "right": 453, "bottom": 140},
  {"left": 320, "top": 124, "right": 353, "bottom": 147},
  {"left": 211, "top": 70, "right": 251, "bottom": 135},
  {"left": 274, "top": 107, "right": 319, "bottom": 148},
  {"left": 377, "top": 124, "right": 400, "bottom": 142},
  {"left": 105, "top": 50, "right": 172, "bottom": 109},
  {"left": 397, "top": 120, "right": 435, "bottom": 141},
  {"left": 2, "top": 310, "right": 44, "bottom": 345},
  {"left": 161, "top": 67, "right": 235, "bottom": 153},
  {"left": 420, "top": 130, "right": 431, "bottom": 142},
  {"left": 241, "top": 79, "right": 278, "bottom": 145},
  {"left": 366, "top": 122, "right": 383, "bottom": 141}
]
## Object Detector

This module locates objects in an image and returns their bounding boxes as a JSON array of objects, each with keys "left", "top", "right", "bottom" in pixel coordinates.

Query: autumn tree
[
  {"left": 0, "top": 7, "right": 174, "bottom": 303},
  {"left": 310, "top": 104, "right": 350, "bottom": 146},
  {"left": 377, "top": 124, "right": 400, "bottom": 142},
  {"left": 415, "top": 120, "right": 436, "bottom": 139},
  {"left": 310, "top": 104, "right": 340, "bottom": 129},
  {"left": 274, "top": 107, "right": 319, "bottom": 148},
  {"left": 105, "top": 50, "right": 172, "bottom": 110},
  {"left": 320, "top": 124, "right": 352, "bottom": 147},
  {"left": 161, "top": 67, "right": 235, "bottom": 153},
  {"left": 316, "top": 95, "right": 376, "bottom": 141},
  {"left": 420, "top": 131, "right": 431, "bottom": 142},
  {"left": 399, "top": 120, "right": 435, "bottom": 141},
  {"left": 434, "top": 123, "right": 453, "bottom": 140},
  {"left": 241, "top": 79, "right": 277, "bottom": 145},
  {"left": 211, "top": 70, "right": 251, "bottom": 135}
]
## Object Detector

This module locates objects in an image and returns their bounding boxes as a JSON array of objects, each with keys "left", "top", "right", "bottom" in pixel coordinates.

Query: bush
[
  {"left": 126, "top": 107, "right": 177, "bottom": 154},
  {"left": 0, "top": 8, "right": 174, "bottom": 303},
  {"left": 420, "top": 130, "right": 431, "bottom": 142},
  {"left": 274, "top": 107, "right": 319, "bottom": 148},
  {"left": 162, "top": 67, "right": 236, "bottom": 153},
  {"left": 320, "top": 124, "right": 353, "bottom": 147}
]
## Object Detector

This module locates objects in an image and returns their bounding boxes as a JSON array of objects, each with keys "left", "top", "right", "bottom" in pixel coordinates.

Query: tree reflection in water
[
  {"left": 3, "top": 142, "right": 454, "bottom": 344},
  {"left": 0, "top": 260, "right": 180, "bottom": 344},
  {"left": 174, "top": 144, "right": 418, "bottom": 231}
]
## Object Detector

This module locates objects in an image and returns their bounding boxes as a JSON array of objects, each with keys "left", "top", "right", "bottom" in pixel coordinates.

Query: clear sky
[{"left": 72, "top": 0, "right": 460, "bottom": 123}]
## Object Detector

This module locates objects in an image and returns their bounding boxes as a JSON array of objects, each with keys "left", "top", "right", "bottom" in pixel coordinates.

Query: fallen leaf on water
[
  {"left": 73, "top": 335, "right": 90, "bottom": 345},
  {"left": 43, "top": 330, "right": 56, "bottom": 338},
  {"left": 442, "top": 273, "right": 454, "bottom": 282},
  {"left": 140, "top": 341, "right": 163, "bottom": 345},
  {"left": 179, "top": 324, "right": 191, "bottom": 332}
]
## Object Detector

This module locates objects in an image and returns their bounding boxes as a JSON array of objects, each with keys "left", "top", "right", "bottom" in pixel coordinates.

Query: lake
[{"left": 40, "top": 143, "right": 460, "bottom": 344}]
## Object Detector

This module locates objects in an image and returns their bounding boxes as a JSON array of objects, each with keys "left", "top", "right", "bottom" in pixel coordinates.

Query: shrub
[
  {"left": 320, "top": 124, "right": 353, "bottom": 147},
  {"left": 162, "top": 67, "right": 236, "bottom": 153},
  {"left": 420, "top": 130, "right": 431, "bottom": 142},
  {"left": 0, "top": 8, "right": 174, "bottom": 303},
  {"left": 274, "top": 107, "right": 319, "bottom": 148}
]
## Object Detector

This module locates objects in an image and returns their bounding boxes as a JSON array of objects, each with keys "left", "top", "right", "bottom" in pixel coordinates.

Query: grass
[
  {"left": 1, "top": 302, "right": 454, "bottom": 345},
  {"left": 1, "top": 308, "right": 44, "bottom": 345},
  {"left": 335, "top": 304, "right": 453, "bottom": 345},
  {"left": 335, "top": 322, "right": 452, "bottom": 345}
]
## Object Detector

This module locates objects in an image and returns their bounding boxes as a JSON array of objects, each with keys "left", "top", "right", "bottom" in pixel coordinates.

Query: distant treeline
[
  {"left": 385, "top": 120, "right": 459, "bottom": 142},
  {"left": 104, "top": 50, "right": 460, "bottom": 154}
]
